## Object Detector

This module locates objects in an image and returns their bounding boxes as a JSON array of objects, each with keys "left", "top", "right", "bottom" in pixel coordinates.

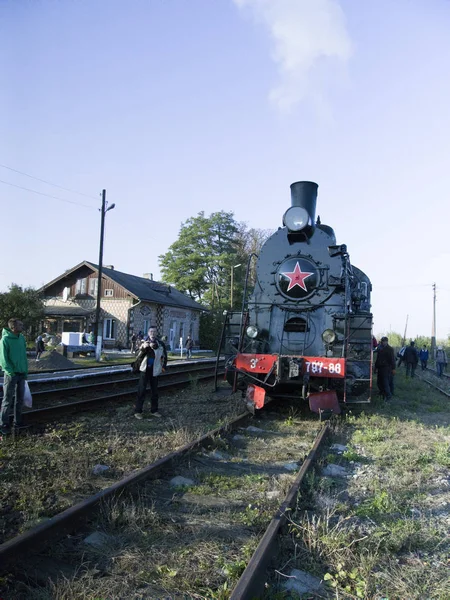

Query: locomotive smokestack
[{"left": 290, "top": 181, "right": 318, "bottom": 224}]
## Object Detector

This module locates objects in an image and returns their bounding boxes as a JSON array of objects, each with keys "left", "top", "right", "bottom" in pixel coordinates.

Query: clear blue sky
[{"left": 1, "top": 0, "right": 450, "bottom": 340}]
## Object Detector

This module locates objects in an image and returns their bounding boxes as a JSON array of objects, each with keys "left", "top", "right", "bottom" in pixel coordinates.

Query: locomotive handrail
[
  {"left": 214, "top": 311, "right": 229, "bottom": 391},
  {"left": 238, "top": 252, "right": 258, "bottom": 352}
]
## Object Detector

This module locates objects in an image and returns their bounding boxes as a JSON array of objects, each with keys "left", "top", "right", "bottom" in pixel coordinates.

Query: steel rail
[
  {"left": 229, "top": 423, "right": 329, "bottom": 600},
  {"left": 1, "top": 357, "right": 218, "bottom": 377},
  {"left": 17, "top": 362, "right": 223, "bottom": 398},
  {"left": 0, "top": 411, "right": 250, "bottom": 573},
  {"left": 0, "top": 359, "right": 222, "bottom": 399},
  {"left": 16, "top": 367, "right": 224, "bottom": 424},
  {"left": 419, "top": 376, "right": 450, "bottom": 398}
]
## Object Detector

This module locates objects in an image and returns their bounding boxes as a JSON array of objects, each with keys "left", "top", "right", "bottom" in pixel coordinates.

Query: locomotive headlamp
[
  {"left": 322, "top": 329, "right": 336, "bottom": 344},
  {"left": 283, "top": 206, "right": 309, "bottom": 232},
  {"left": 246, "top": 325, "right": 259, "bottom": 339}
]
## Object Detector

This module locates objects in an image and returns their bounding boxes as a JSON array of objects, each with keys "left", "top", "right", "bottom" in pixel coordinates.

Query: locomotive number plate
[
  {"left": 235, "top": 354, "right": 278, "bottom": 373},
  {"left": 302, "top": 357, "right": 346, "bottom": 378}
]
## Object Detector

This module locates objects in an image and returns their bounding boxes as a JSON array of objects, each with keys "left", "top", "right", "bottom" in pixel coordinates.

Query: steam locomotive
[{"left": 218, "top": 181, "right": 373, "bottom": 415}]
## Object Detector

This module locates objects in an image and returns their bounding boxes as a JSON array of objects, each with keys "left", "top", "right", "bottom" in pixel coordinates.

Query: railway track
[
  {"left": 5, "top": 360, "right": 225, "bottom": 425},
  {"left": 0, "top": 403, "right": 328, "bottom": 599},
  {"left": 0, "top": 358, "right": 219, "bottom": 393},
  {"left": 417, "top": 368, "right": 450, "bottom": 398}
]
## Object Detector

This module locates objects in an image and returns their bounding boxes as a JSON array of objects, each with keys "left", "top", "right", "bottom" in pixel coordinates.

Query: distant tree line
[{"left": 376, "top": 331, "right": 450, "bottom": 350}]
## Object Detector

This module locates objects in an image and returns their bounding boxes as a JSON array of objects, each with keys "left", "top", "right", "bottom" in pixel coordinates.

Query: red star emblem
[{"left": 282, "top": 262, "right": 314, "bottom": 292}]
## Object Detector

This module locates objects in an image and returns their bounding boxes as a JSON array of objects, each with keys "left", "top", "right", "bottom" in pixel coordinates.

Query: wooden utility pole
[
  {"left": 94, "top": 189, "right": 106, "bottom": 357},
  {"left": 94, "top": 190, "right": 115, "bottom": 361},
  {"left": 402, "top": 314, "right": 409, "bottom": 346},
  {"left": 431, "top": 282, "right": 436, "bottom": 356}
]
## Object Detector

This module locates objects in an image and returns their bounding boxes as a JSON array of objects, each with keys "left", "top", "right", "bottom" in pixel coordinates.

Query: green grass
[{"left": 273, "top": 370, "right": 450, "bottom": 599}]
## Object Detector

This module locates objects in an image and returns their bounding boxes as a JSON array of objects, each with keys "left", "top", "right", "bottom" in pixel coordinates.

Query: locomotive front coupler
[{"left": 279, "top": 356, "right": 304, "bottom": 381}]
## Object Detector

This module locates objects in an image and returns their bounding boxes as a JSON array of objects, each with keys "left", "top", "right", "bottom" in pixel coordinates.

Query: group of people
[
  {"left": 397, "top": 341, "right": 447, "bottom": 377},
  {"left": 131, "top": 331, "right": 194, "bottom": 358},
  {"left": 375, "top": 336, "right": 449, "bottom": 401},
  {"left": 3, "top": 315, "right": 449, "bottom": 433},
  {"left": 0, "top": 317, "right": 181, "bottom": 434}
]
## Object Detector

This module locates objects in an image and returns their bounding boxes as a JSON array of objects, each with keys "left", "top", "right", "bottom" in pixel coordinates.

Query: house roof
[
  {"left": 90, "top": 262, "right": 205, "bottom": 311},
  {"left": 41, "top": 261, "right": 206, "bottom": 312}
]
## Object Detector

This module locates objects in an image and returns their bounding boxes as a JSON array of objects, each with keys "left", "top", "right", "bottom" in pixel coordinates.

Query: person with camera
[{"left": 134, "top": 326, "right": 167, "bottom": 419}]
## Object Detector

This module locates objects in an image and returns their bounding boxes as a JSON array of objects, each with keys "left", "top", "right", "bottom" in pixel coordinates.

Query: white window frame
[
  {"left": 76, "top": 278, "right": 87, "bottom": 294},
  {"left": 104, "top": 289, "right": 114, "bottom": 297},
  {"left": 89, "top": 278, "right": 98, "bottom": 296},
  {"left": 104, "top": 318, "right": 116, "bottom": 340}
]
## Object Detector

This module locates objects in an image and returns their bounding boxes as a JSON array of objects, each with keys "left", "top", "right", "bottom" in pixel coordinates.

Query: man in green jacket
[{"left": 0, "top": 318, "right": 28, "bottom": 435}]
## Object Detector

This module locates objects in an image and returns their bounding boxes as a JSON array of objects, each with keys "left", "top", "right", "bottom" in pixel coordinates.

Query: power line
[
  {"left": 376, "top": 283, "right": 432, "bottom": 289},
  {"left": 0, "top": 178, "right": 97, "bottom": 209},
  {"left": 0, "top": 163, "right": 99, "bottom": 201}
]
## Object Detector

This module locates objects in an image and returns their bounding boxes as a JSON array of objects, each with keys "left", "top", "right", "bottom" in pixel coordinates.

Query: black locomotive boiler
[{"left": 218, "top": 181, "right": 373, "bottom": 414}]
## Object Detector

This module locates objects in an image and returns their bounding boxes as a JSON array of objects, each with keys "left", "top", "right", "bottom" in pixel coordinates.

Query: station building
[{"left": 39, "top": 261, "right": 205, "bottom": 350}]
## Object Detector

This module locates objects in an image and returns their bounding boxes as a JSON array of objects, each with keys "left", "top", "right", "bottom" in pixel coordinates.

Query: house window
[
  {"left": 89, "top": 278, "right": 98, "bottom": 296},
  {"left": 104, "top": 289, "right": 114, "bottom": 297},
  {"left": 104, "top": 319, "right": 116, "bottom": 339},
  {"left": 75, "top": 278, "right": 87, "bottom": 294},
  {"left": 143, "top": 320, "right": 149, "bottom": 334}
]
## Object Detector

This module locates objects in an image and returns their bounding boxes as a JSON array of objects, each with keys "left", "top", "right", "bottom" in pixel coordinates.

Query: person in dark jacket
[
  {"left": 131, "top": 332, "right": 137, "bottom": 353},
  {"left": 435, "top": 346, "right": 448, "bottom": 377},
  {"left": 375, "top": 336, "right": 396, "bottom": 401},
  {"left": 185, "top": 335, "right": 194, "bottom": 359},
  {"left": 404, "top": 341, "right": 419, "bottom": 378},
  {"left": 35, "top": 333, "right": 46, "bottom": 361},
  {"left": 0, "top": 318, "right": 28, "bottom": 435},
  {"left": 134, "top": 327, "right": 167, "bottom": 419},
  {"left": 419, "top": 345, "right": 429, "bottom": 370}
]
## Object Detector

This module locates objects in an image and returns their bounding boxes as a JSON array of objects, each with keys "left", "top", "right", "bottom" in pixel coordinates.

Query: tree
[
  {"left": 159, "top": 212, "right": 272, "bottom": 348},
  {"left": 199, "top": 309, "right": 224, "bottom": 354},
  {"left": 159, "top": 211, "right": 241, "bottom": 306},
  {"left": 376, "top": 331, "right": 402, "bottom": 349},
  {"left": 0, "top": 284, "right": 45, "bottom": 339},
  {"left": 232, "top": 224, "right": 273, "bottom": 310}
]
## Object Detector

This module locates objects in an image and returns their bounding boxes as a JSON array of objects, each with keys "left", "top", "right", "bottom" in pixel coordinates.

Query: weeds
[{"left": 272, "top": 373, "right": 450, "bottom": 599}]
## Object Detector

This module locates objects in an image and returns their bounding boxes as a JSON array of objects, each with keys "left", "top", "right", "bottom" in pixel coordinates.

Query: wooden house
[{"left": 40, "top": 261, "right": 205, "bottom": 349}]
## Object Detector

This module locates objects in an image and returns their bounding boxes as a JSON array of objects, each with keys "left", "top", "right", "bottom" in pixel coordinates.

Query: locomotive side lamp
[
  {"left": 246, "top": 325, "right": 259, "bottom": 339},
  {"left": 322, "top": 329, "right": 336, "bottom": 343}
]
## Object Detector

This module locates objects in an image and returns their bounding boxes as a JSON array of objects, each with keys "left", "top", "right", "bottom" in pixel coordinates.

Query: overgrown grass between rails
[
  {"left": 273, "top": 373, "right": 450, "bottom": 599},
  {"left": 0, "top": 382, "right": 245, "bottom": 544}
]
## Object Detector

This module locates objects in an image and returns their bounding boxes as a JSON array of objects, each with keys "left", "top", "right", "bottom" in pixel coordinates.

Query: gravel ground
[{"left": 0, "top": 380, "right": 244, "bottom": 545}]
